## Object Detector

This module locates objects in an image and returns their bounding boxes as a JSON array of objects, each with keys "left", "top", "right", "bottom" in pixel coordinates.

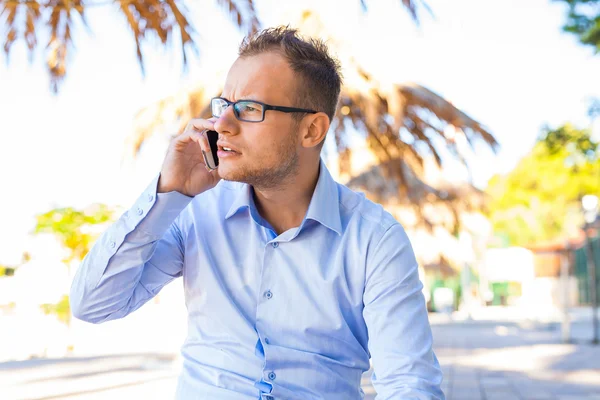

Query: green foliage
[
  {"left": 487, "top": 123, "right": 600, "bottom": 246},
  {"left": 557, "top": 0, "right": 600, "bottom": 53},
  {"left": 541, "top": 123, "right": 597, "bottom": 159},
  {"left": 33, "top": 204, "right": 115, "bottom": 325},
  {"left": 0, "top": 266, "right": 15, "bottom": 276},
  {"left": 34, "top": 204, "right": 115, "bottom": 265},
  {"left": 40, "top": 295, "right": 71, "bottom": 325}
]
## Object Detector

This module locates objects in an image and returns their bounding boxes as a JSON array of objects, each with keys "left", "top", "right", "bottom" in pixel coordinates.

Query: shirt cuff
[{"left": 131, "top": 173, "right": 193, "bottom": 238}]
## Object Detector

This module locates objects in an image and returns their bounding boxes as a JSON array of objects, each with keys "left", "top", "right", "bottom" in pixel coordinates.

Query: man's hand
[{"left": 157, "top": 118, "right": 221, "bottom": 197}]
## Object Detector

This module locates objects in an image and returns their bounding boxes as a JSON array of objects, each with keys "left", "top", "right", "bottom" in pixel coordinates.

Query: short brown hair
[{"left": 238, "top": 26, "right": 342, "bottom": 122}]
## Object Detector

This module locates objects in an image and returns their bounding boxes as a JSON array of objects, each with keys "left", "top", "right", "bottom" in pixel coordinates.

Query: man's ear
[{"left": 301, "top": 112, "right": 330, "bottom": 149}]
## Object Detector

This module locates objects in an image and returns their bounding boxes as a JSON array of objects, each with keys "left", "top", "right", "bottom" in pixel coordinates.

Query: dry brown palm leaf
[
  {"left": 334, "top": 73, "right": 498, "bottom": 186},
  {"left": 117, "top": 0, "right": 197, "bottom": 74},
  {"left": 1, "top": 0, "right": 87, "bottom": 91},
  {"left": 1, "top": 0, "right": 261, "bottom": 93},
  {"left": 24, "top": 1, "right": 41, "bottom": 52},
  {"left": 1, "top": 0, "right": 18, "bottom": 54},
  {"left": 126, "top": 85, "right": 213, "bottom": 157},
  {"left": 359, "top": 0, "right": 430, "bottom": 22},
  {"left": 47, "top": 0, "right": 85, "bottom": 92},
  {"left": 346, "top": 158, "right": 439, "bottom": 205},
  {"left": 346, "top": 158, "right": 487, "bottom": 232},
  {"left": 398, "top": 83, "right": 498, "bottom": 150},
  {"left": 216, "top": 0, "right": 260, "bottom": 35}
]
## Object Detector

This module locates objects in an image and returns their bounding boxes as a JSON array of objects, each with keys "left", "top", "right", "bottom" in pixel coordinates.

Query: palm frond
[
  {"left": 116, "top": 0, "right": 198, "bottom": 76},
  {"left": 398, "top": 83, "right": 498, "bottom": 150},
  {"left": 216, "top": 0, "right": 261, "bottom": 35},
  {"left": 346, "top": 158, "right": 487, "bottom": 232},
  {"left": 359, "top": 0, "right": 428, "bottom": 22},
  {"left": 346, "top": 158, "right": 438, "bottom": 205},
  {"left": 46, "top": 0, "right": 85, "bottom": 92},
  {"left": 24, "top": 1, "right": 40, "bottom": 52},
  {"left": 0, "top": 0, "right": 261, "bottom": 92},
  {"left": 1, "top": 0, "right": 19, "bottom": 56},
  {"left": 335, "top": 72, "right": 498, "bottom": 183},
  {"left": 127, "top": 86, "right": 213, "bottom": 157}
]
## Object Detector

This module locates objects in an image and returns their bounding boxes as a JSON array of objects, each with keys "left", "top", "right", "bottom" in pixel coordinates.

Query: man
[{"left": 70, "top": 26, "right": 444, "bottom": 400}]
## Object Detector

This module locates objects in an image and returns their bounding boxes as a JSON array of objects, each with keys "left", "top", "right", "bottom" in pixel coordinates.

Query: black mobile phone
[{"left": 202, "top": 130, "right": 219, "bottom": 170}]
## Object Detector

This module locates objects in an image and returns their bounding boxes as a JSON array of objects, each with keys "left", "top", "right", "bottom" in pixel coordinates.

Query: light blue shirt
[{"left": 70, "top": 160, "right": 444, "bottom": 400}]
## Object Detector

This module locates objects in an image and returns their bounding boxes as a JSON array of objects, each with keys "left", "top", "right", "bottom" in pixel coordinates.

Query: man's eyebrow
[{"left": 219, "top": 93, "right": 261, "bottom": 102}]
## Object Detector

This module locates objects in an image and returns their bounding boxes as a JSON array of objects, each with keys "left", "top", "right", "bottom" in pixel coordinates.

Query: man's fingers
[
  {"left": 175, "top": 119, "right": 215, "bottom": 150},
  {"left": 185, "top": 118, "right": 214, "bottom": 134}
]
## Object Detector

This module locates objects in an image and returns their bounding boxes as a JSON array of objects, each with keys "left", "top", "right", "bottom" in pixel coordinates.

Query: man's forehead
[{"left": 222, "top": 53, "right": 296, "bottom": 103}]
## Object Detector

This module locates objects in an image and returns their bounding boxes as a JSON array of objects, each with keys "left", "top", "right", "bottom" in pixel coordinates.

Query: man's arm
[
  {"left": 70, "top": 174, "right": 193, "bottom": 324},
  {"left": 363, "top": 223, "right": 445, "bottom": 400}
]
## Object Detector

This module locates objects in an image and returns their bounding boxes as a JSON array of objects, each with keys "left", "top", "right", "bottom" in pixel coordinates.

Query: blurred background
[{"left": 1, "top": 0, "right": 599, "bottom": 399}]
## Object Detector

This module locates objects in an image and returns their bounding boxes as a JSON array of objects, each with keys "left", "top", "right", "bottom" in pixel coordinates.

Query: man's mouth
[
  {"left": 217, "top": 142, "right": 241, "bottom": 154},
  {"left": 217, "top": 144, "right": 241, "bottom": 158}
]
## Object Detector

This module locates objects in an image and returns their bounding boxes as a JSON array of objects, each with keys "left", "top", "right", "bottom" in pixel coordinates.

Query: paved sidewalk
[
  {"left": 2, "top": 315, "right": 600, "bottom": 399},
  {"left": 423, "top": 318, "right": 600, "bottom": 400}
]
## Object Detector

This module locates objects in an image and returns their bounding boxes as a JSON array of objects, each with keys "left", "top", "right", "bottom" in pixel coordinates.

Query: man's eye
[{"left": 242, "top": 104, "right": 259, "bottom": 112}]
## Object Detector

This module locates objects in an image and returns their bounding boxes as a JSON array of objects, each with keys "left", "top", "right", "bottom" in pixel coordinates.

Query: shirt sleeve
[
  {"left": 363, "top": 223, "right": 445, "bottom": 400},
  {"left": 70, "top": 173, "right": 193, "bottom": 324}
]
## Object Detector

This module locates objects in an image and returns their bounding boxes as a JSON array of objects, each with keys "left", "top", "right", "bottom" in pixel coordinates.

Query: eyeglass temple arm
[{"left": 266, "top": 105, "right": 317, "bottom": 114}]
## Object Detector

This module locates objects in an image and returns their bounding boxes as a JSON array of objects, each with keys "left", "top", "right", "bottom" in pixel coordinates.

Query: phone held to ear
[{"left": 202, "top": 130, "right": 219, "bottom": 170}]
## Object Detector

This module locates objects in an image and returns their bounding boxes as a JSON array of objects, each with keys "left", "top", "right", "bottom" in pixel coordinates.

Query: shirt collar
[
  {"left": 224, "top": 183, "right": 253, "bottom": 220},
  {"left": 225, "top": 159, "right": 342, "bottom": 236},
  {"left": 304, "top": 160, "right": 342, "bottom": 235}
]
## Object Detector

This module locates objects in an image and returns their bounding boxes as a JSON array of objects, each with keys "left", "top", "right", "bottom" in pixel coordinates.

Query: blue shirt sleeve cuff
[{"left": 131, "top": 173, "right": 193, "bottom": 238}]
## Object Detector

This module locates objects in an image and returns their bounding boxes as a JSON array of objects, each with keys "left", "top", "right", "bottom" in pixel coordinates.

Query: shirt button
[
  {"left": 264, "top": 337, "right": 270, "bottom": 345},
  {"left": 109, "top": 241, "right": 116, "bottom": 248},
  {"left": 271, "top": 242, "right": 279, "bottom": 248},
  {"left": 136, "top": 207, "right": 143, "bottom": 216},
  {"left": 264, "top": 290, "right": 273, "bottom": 300},
  {"left": 147, "top": 194, "right": 154, "bottom": 202},
  {"left": 267, "top": 371, "right": 276, "bottom": 381}
]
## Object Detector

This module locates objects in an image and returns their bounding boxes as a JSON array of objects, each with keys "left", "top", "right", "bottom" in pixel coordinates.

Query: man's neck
[{"left": 252, "top": 160, "right": 320, "bottom": 236}]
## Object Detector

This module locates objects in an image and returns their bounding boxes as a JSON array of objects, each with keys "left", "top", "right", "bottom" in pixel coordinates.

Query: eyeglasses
[{"left": 211, "top": 97, "right": 318, "bottom": 123}]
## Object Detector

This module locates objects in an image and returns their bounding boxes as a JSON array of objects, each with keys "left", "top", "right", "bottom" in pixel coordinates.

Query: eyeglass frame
[{"left": 211, "top": 97, "right": 318, "bottom": 123}]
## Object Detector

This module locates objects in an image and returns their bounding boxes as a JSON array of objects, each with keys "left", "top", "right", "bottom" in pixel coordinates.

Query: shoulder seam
[{"left": 339, "top": 187, "right": 397, "bottom": 232}]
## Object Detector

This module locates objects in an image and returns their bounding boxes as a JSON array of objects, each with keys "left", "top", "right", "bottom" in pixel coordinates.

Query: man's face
[{"left": 213, "top": 51, "right": 304, "bottom": 189}]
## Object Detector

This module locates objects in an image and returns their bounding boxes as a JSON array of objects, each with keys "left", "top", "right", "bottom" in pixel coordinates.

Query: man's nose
[{"left": 214, "top": 105, "right": 239, "bottom": 136}]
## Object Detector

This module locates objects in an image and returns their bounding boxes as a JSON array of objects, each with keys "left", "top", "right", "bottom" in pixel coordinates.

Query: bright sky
[{"left": 1, "top": 0, "right": 599, "bottom": 264}]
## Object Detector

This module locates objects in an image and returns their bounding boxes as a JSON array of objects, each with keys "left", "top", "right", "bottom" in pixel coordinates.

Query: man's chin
[{"left": 217, "top": 165, "right": 250, "bottom": 184}]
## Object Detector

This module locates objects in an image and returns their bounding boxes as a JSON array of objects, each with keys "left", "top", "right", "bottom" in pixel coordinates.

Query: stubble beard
[{"left": 222, "top": 133, "right": 300, "bottom": 191}]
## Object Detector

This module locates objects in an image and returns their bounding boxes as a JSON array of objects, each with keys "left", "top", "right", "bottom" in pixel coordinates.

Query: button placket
[{"left": 256, "top": 237, "right": 277, "bottom": 378}]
